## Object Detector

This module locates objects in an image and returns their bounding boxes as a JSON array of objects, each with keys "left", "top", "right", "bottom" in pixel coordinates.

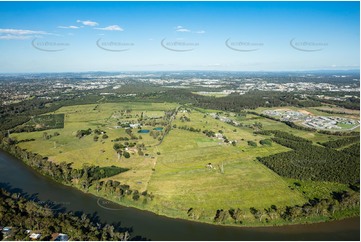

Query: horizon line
[{"left": 0, "top": 69, "right": 360, "bottom": 75}]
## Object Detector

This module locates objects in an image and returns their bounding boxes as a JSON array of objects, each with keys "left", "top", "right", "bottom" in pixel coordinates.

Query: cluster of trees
[
  {"left": 259, "top": 139, "right": 272, "bottom": 146},
  {"left": 256, "top": 130, "right": 359, "bottom": 183},
  {"left": 176, "top": 125, "right": 201, "bottom": 133},
  {"left": 249, "top": 122, "right": 263, "bottom": 130},
  {"left": 149, "top": 130, "right": 162, "bottom": 140},
  {"left": 76, "top": 128, "right": 92, "bottom": 138},
  {"left": 94, "top": 129, "right": 106, "bottom": 135},
  {"left": 113, "top": 143, "right": 132, "bottom": 159},
  {"left": 90, "top": 166, "right": 129, "bottom": 180},
  {"left": 125, "top": 128, "right": 138, "bottom": 140},
  {"left": 321, "top": 136, "right": 360, "bottom": 149},
  {"left": 112, "top": 136, "right": 141, "bottom": 142},
  {"left": 247, "top": 141, "right": 257, "bottom": 147},
  {"left": 42, "top": 131, "right": 60, "bottom": 140},
  {"left": 164, "top": 109, "right": 177, "bottom": 120},
  {"left": 113, "top": 142, "right": 147, "bottom": 158},
  {"left": 141, "top": 119, "right": 167, "bottom": 127},
  {"left": 75, "top": 128, "right": 108, "bottom": 142},
  {"left": 93, "top": 133, "right": 109, "bottom": 141},
  {"left": 0, "top": 188, "right": 130, "bottom": 241},
  {"left": 179, "top": 115, "right": 191, "bottom": 122},
  {"left": 117, "top": 122, "right": 132, "bottom": 128},
  {"left": 202, "top": 130, "right": 216, "bottom": 137},
  {"left": 209, "top": 187, "right": 359, "bottom": 224},
  {"left": 95, "top": 180, "right": 154, "bottom": 203}
]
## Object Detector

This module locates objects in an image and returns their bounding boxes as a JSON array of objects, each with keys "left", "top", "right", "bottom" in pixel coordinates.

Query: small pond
[
  {"left": 138, "top": 129, "right": 150, "bottom": 133},
  {"left": 153, "top": 127, "right": 163, "bottom": 131}
]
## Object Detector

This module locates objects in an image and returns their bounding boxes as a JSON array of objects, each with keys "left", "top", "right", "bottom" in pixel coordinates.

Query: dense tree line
[
  {"left": 0, "top": 93, "right": 102, "bottom": 132},
  {"left": 0, "top": 137, "right": 128, "bottom": 191},
  {"left": 209, "top": 187, "right": 359, "bottom": 224},
  {"left": 317, "top": 130, "right": 360, "bottom": 136},
  {"left": 117, "top": 89, "right": 323, "bottom": 113},
  {"left": 341, "top": 143, "right": 360, "bottom": 157},
  {"left": 202, "top": 130, "right": 216, "bottom": 137},
  {"left": 255, "top": 130, "right": 312, "bottom": 144},
  {"left": 190, "top": 91, "right": 322, "bottom": 112},
  {"left": 314, "top": 108, "right": 356, "bottom": 115},
  {"left": 112, "top": 136, "right": 132, "bottom": 142},
  {"left": 309, "top": 96, "right": 360, "bottom": 110},
  {"left": 321, "top": 136, "right": 360, "bottom": 149},
  {"left": 256, "top": 131, "right": 359, "bottom": 183},
  {"left": 176, "top": 125, "right": 201, "bottom": 133},
  {"left": 0, "top": 188, "right": 130, "bottom": 240}
]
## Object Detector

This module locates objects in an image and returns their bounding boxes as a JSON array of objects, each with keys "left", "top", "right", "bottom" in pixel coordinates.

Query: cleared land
[{"left": 10, "top": 103, "right": 359, "bottom": 224}]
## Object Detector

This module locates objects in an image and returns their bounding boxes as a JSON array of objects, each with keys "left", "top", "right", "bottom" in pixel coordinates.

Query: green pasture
[{"left": 10, "top": 102, "right": 356, "bottom": 224}]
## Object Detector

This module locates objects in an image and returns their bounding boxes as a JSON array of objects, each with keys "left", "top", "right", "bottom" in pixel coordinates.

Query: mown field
[{"left": 10, "top": 102, "right": 359, "bottom": 225}]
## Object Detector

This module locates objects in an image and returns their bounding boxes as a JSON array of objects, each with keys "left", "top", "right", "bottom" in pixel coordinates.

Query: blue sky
[{"left": 0, "top": 1, "right": 359, "bottom": 72}]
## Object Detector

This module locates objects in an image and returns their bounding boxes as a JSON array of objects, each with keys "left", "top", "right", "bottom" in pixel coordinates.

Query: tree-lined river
[{"left": 0, "top": 150, "right": 359, "bottom": 240}]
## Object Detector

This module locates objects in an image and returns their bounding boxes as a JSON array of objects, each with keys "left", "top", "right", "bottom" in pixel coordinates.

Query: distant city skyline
[{"left": 0, "top": 1, "right": 359, "bottom": 73}]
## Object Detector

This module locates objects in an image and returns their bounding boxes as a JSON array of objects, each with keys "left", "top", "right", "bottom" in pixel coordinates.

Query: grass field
[
  {"left": 146, "top": 128, "right": 305, "bottom": 220},
  {"left": 10, "top": 102, "right": 358, "bottom": 225}
]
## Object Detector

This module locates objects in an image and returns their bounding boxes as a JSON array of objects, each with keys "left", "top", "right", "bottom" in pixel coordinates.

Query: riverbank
[
  {"left": 1, "top": 141, "right": 359, "bottom": 229},
  {"left": 88, "top": 184, "right": 360, "bottom": 228},
  {"left": 0, "top": 149, "right": 359, "bottom": 241},
  {"left": 0, "top": 188, "right": 130, "bottom": 241}
]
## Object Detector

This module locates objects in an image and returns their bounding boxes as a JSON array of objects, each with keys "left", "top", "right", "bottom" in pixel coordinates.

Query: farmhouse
[
  {"left": 29, "top": 233, "right": 41, "bottom": 240},
  {"left": 129, "top": 123, "right": 141, "bottom": 128}
]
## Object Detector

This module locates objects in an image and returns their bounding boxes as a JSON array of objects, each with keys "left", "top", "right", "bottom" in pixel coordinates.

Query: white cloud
[
  {"left": 0, "top": 28, "right": 47, "bottom": 35},
  {"left": 95, "top": 25, "right": 123, "bottom": 31},
  {"left": 175, "top": 26, "right": 205, "bottom": 34},
  {"left": 58, "top": 25, "right": 80, "bottom": 29},
  {"left": 77, "top": 20, "right": 99, "bottom": 26},
  {"left": 0, "top": 34, "right": 31, "bottom": 40},
  {"left": 0, "top": 28, "right": 48, "bottom": 40},
  {"left": 175, "top": 26, "right": 190, "bottom": 32}
]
